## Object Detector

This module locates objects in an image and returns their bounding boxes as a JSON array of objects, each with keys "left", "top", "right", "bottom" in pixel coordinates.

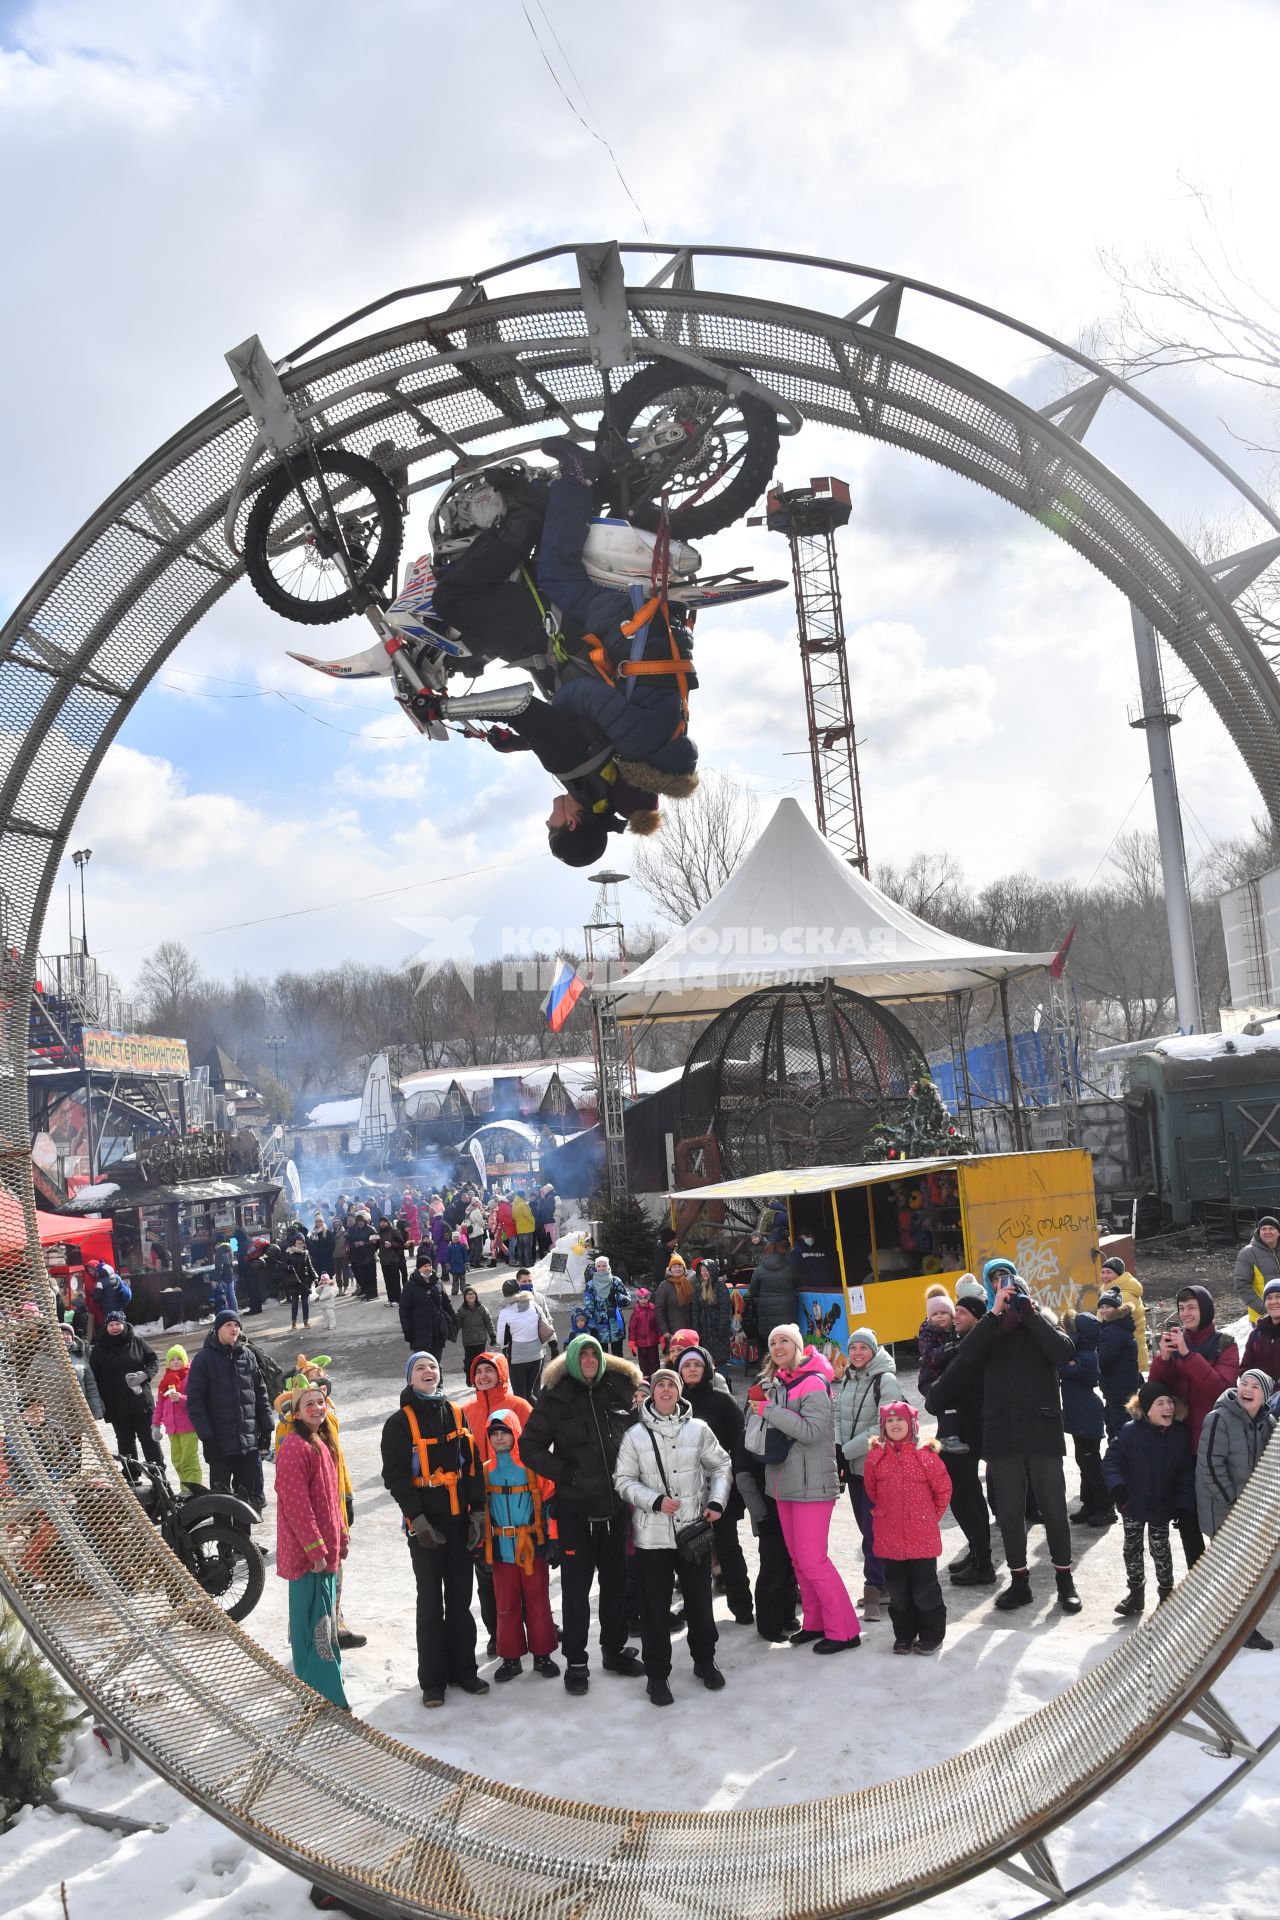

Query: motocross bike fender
[{"left": 181, "top": 1491, "right": 261, "bottom": 1531}]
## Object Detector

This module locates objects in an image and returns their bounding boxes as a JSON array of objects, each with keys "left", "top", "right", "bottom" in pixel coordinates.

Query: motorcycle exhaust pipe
[{"left": 439, "top": 683, "right": 537, "bottom": 721}]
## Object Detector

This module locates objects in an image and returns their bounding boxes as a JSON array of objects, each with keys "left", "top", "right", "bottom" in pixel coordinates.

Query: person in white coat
[{"left": 613, "top": 1368, "right": 731, "bottom": 1705}]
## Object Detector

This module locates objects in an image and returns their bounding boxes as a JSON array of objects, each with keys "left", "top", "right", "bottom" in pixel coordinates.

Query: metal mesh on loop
[{"left": 3, "top": 248, "right": 1280, "bottom": 1919}]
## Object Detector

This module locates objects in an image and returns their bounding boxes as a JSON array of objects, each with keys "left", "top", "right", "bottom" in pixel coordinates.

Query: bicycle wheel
[
  {"left": 243, "top": 448, "right": 403, "bottom": 625},
  {"left": 598, "top": 358, "right": 781, "bottom": 539},
  {"left": 185, "top": 1520, "right": 266, "bottom": 1623}
]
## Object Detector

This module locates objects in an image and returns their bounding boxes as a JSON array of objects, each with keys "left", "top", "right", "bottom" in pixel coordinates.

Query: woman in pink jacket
[
  {"left": 750, "top": 1325, "right": 860, "bottom": 1654},
  {"left": 862, "top": 1401, "right": 952, "bottom": 1655},
  {"left": 275, "top": 1385, "right": 350, "bottom": 1708}
]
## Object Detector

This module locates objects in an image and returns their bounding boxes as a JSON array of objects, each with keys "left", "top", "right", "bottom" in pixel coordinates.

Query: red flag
[{"left": 1049, "top": 923, "right": 1077, "bottom": 980}]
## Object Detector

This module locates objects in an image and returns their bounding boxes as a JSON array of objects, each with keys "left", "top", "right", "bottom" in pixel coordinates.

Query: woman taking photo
[
  {"left": 613, "top": 1367, "right": 732, "bottom": 1705},
  {"left": 275, "top": 1384, "right": 350, "bottom": 1708},
  {"left": 749, "top": 1324, "right": 860, "bottom": 1654}
]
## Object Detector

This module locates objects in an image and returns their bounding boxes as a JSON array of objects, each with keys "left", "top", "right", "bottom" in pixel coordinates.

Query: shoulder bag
[{"left": 644, "top": 1427, "right": 715, "bottom": 1563}]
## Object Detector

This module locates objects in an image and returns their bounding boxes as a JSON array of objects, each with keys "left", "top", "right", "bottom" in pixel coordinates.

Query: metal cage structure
[{"left": 3, "top": 241, "right": 1280, "bottom": 1918}]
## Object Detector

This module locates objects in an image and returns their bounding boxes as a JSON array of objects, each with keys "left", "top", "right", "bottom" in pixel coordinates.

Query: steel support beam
[{"left": 1130, "top": 605, "right": 1204, "bottom": 1033}]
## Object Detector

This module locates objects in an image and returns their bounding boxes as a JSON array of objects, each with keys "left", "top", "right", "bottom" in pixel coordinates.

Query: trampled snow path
[{"left": 5, "top": 1286, "right": 1276, "bottom": 1918}]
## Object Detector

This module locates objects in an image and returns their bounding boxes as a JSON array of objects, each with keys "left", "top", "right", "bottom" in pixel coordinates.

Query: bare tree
[
  {"left": 632, "top": 774, "right": 759, "bottom": 924},
  {"left": 136, "top": 940, "right": 202, "bottom": 1031}
]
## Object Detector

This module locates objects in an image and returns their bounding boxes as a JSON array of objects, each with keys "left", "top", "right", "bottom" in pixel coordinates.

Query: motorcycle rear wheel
[
  {"left": 243, "top": 448, "right": 404, "bottom": 625},
  {"left": 598, "top": 358, "right": 781, "bottom": 539},
  {"left": 186, "top": 1520, "right": 266, "bottom": 1623}
]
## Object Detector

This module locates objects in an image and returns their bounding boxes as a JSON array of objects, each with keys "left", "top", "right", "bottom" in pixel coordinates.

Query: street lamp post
[
  {"left": 71, "top": 848, "right": 92, "bottom": 954},
  {"left": 265, "top": 1034, "right": 287, "bottom": 1082}
]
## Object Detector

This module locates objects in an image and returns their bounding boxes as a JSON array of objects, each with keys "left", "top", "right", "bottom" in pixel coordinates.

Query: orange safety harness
[
  {"left": 483, "top": 1465, "right": 551, "bottom": 1574},
  {"left": 577, "top": 504, "right": 696, "bottom": 744},
  {"left": 403, "top": 1402, "right": 465, "bottom": 1519}
]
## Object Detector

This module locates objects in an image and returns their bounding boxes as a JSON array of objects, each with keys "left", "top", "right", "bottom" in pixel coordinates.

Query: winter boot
[
  {"left": 537, "top": 437, "right": 608, "bottom": 492},
  {"left": 859, "top": 1585, "right": 884, "bottom": 1623},
  {"left": 533, "top": 1654, "right": 560, "bottom": 1677},
  {"left": 951, "top": 1557, "right": 998, "bottom": 1587},
  {"left": 1156, "top": 1586, "right": 1174, "bottom": 1605},
  {"left": 1055, "top": 1568, "right": 1083, "bottom": 1614},
  {"left": 602, "top": 1648, "right": 645, "bottom": 1677},
  {"left": 494, "top": 1658, "right": 523, "bottom": 1681},
  {"left": 948, "top": 1547, "right": 975, "bottom": 1575},
  {"left": 563, "top": 1665, "right": 589, "bottom": 1697},
  {"left": 1244, "top": 1628, "right": 1275, "bottom": 1650},
  {"left": 1114, "top": 1588, "right": 1145, "bottom": 1618},
  {"left": 647, "top": 1677, "right": 675, "bottom": 1706},
  {"left": 994, "top": 1570, "right": 1033, "bottom": 1611}
]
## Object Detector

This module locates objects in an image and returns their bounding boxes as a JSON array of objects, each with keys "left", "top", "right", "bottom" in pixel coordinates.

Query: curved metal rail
[{"left": 2, "top": 242, "right": 1279, "bottom": 1917}]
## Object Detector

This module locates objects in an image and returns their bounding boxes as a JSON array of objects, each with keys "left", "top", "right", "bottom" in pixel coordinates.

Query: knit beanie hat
[
  {"left": 564, "top": 1332, "right": 605, "bottom": 1384},
  {"left": 954, "top": 1293, "right": 987, "bottom": 1319},
  {"left": 768, "top": 1322, "right": 806, "bottom": 1362},
  {"left": 213, "top": 1308, "right": 242, "bottom": 1331},
  {"left": 1263, "top": 1277, "right": 1280, "bottom": 1301},
  {"left": 405, "top": 1350, "right": 442, "bottom": 1393},
  {"left": 667, "top": 1328, "right": 701, "bottom": 1357},
  {"left": 675, "top": 1345, "right": 715, "bottom": 1383},
  {"left": 649, "top": 1367, "right": 683, "bottom": 1394},
  {"left": 634, "top": 1287, "right": 651, "bottom": 1303},
  {"left": 1137, "top": 1379, "right": 1173, "bottom": 1415},
  {"left": 955, "top": 1272, "right": 985, "bottom": 1304},
  {"left": 105, "top": 1308, "right": 127, "bottom": 1326},
  {"left": 847, "top": 1327, "right": 879, "bottom": 1353},
  {"left": 1097, "top": 1286, "right": 1124, "bottom": 1310},
  {"left": 1257, "top": 1216, "right": 1280, "bottom": 1232},
  {"left": 165, "top": 1344, "right": 189, "bottom": 1366},
  {"left": 879, "top": 1399, "right": 918, "bottom": 1438},
  {"left": 1240, "top": 1367, "right": 1276, "bottom": 1398},
  {"left": 1101, "top": 1256, "right": 1127, "bottom": 1276},
  {"left": 923, "top": 1285, "right": 954, "bottom": 1315}
]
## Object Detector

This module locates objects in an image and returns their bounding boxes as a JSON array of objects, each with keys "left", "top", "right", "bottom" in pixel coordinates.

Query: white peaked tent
[{"left": 612, "top": 798, "right": 1057, "bottom": 1024}]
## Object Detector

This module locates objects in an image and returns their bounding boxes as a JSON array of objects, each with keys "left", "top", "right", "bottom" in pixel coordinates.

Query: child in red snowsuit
[
  {"left": 862, "top": 1400, "right": 952, "bottom": 1655},
  {"left": 482, "top": 1408, "right": 560, "bottom": 1682},
  {"left": 627, "top": 1287, "right": 661, "bottom": 1378}
]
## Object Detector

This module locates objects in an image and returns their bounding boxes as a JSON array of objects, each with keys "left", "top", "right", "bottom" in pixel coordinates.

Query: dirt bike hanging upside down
[{"left": 234, "top": 351, "right": 791, "bottom": 864}]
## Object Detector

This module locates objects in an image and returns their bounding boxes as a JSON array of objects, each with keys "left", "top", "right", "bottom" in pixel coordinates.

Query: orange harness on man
[
  {"left": 581, "top": 595, "right": 696, "bottom": 744},
  {"left": 482, "top": 1465, "right": 551, "bottom": 1575},
  {"left": 403, "top": 1402, "right": 465, "bottom": 1520}
]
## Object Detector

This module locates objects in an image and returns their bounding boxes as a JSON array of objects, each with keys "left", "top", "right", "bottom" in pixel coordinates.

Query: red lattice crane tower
[{"left": 754, "top": 476, "right": 869, "bottom": 873}]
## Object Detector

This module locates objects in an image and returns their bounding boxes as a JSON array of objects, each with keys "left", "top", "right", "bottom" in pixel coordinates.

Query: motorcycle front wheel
[
  {"left": 598, "top": 358, "right": 781, "bottom": 539},
  {"left": 185, "top": 1520, "right": 266, "bottom": 1623},
  {"left": 243, "top": 448, "right": 404, "bottom": 625}
]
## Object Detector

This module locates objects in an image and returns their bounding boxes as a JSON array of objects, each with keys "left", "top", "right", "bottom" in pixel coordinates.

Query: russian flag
[{"left": 544, "top": 958, "right": 586, "bottom": 1032}]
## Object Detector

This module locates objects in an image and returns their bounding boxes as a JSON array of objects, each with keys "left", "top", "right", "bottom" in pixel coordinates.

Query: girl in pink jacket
[
  {"left": 275, "top": 1385, "right": 349, "bottom": 1707},
  {"left": 153, "top": 1344, "right": 202, "bottom": 1487},
  {"left": 862, "top": 1402, "right": 951, "bottom": 1655}
]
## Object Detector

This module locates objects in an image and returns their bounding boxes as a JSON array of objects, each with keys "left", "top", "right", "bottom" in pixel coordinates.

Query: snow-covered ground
[{"left": 4, "top": 1287, "right": 1277, "bottom": 1919}]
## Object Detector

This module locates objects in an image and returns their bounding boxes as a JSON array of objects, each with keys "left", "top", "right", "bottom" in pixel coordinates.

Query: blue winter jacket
[
  {"left": 1058, "top": 1313, "right": 1105, "bottom": 1440},
  {"left": 1102, "top": 1414, "right": 1195, "bottom": 1525},
  {"left": 485, "top": 1450, "right": 538, "bottom": 1564},
  {"left": 554, "top": 673, "right": 698, "bottom": 777},
  {"left": 1097, "top": 1313, "right": 1141, "bottom": 1430}
]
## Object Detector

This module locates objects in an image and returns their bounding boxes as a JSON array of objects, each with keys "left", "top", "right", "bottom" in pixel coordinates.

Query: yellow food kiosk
[{"left": 672, "top": 1149, "right": 1100, "bottom": 1346}]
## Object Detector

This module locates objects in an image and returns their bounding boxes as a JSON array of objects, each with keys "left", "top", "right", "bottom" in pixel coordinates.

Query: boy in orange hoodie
[{"left": 482, "top": 1408, "right": 560, "bottom": 1681}]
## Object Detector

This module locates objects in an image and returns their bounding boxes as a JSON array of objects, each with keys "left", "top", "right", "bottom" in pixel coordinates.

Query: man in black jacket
[
  {"left": 185, "top": 1309, "right": 273, "bottom": 1518},
  {"left": 939, "top": 1274, "right": 1080, "bottom": 1613},
  {"left": 520, "top": 1333, "right": 645, "bottom": 1696},
  {"left": 923, "top": 1294, "right": 996, "bottom": 1586}
]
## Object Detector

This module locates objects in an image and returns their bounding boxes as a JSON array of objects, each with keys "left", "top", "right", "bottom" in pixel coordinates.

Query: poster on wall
[{"left": 798, "top": 1287, "right": 865, "bottom": 1363}]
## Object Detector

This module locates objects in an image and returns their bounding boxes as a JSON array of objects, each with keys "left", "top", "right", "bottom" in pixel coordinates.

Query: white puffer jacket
[{"left": 614, "top": 1400, "right": 731, "bottom": 1550}]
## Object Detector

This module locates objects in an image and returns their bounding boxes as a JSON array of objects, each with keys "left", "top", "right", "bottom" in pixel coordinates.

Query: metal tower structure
[
  {"left": 583, "top": 869, "right": 634, "bottom": 1200},
  {"left": 758, "top": 476, "right": 869, "bottom": 872}
]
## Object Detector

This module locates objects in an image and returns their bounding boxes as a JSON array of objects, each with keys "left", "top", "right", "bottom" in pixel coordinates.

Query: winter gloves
[{"left": 410, "top": 1514, "right": 446, "bottom": 1547}]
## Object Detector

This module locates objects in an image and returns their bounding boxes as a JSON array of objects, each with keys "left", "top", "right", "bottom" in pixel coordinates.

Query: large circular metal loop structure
[{"left": 2, "top": 242, "right": 1279, "bottom": 1918}]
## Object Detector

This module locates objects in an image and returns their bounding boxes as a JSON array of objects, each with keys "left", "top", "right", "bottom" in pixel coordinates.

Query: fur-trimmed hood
[{"left": 539, "top": 1349, "right": 642, "bottom": 1394}]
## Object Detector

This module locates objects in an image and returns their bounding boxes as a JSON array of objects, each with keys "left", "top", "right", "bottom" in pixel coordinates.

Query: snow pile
[{"left": 1155, "top": 1031, "right": 1280, "bottom": 1060}]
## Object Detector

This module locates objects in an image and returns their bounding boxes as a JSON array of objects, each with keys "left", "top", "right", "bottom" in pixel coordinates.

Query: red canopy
[{"left": 0, "top": 1190, "right": 114, "bottom": 1272}]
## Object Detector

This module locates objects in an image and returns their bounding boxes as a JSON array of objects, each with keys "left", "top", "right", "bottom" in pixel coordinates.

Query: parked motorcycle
[
  {"left": 118, "top": 1456, "right": 266, "bottom": 1625},
  {"left": 239, "top": 353, "right": 785, "bottom": 628}
]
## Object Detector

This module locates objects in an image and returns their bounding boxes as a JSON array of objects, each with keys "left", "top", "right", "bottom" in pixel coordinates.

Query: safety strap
[
  {"left": 483, "top": 1465, "right": 547, "bottom": 1573},
  {"left": 403, "top": 1402, "right": 464, "bottom": 1517},
  {"left": 520, "top": 568, "right": 562, "bottom": 644}
]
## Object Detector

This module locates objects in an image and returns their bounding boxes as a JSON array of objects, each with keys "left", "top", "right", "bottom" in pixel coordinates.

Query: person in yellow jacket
[
  {"left": 275, "top": 1357, "right": 367, "bottom": 1649},
  {"left": 1099, "top": 1256, "right": 1149, "bottom": 1370},
  {"left": 1231, "top": 1216, "right": 1280, "bottom": 1323},
  {"left": 511, "top": 1192, "right": 537, "bottom": 1265}
]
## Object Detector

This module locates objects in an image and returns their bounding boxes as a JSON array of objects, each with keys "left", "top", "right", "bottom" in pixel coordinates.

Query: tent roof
[
  {"left": 671, "top": 1150, "right": 1066, "bottom": 1203},
  {"left": 612, "top": 798, "right": 1055, "bottom": 1024}
]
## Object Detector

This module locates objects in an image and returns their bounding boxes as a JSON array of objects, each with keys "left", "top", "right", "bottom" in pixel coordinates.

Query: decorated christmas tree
[
  {"left": 862, "top": 1066, "right": 972, "bottom": 1164},
  {"left": 0, "top": 1605, "right": 81, "bottom": 1827}
]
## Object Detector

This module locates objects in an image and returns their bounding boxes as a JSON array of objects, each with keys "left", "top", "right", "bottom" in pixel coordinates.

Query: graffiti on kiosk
[
  {"left": 995, "top": 1211, "right": 1092, "bottom": 1243},
  {"left": 992, "top": 1218, "right": 1082, "bottom": 1315}
]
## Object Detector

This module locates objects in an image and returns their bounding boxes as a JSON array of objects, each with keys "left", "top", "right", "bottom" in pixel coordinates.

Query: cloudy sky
[{"left": 4, "top": 0, "right": 1280, "bottom": 994}]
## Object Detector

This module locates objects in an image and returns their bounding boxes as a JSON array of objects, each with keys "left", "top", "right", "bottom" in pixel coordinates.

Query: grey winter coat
[
  {"left": 1196, "top": 1387, "right": 1277, "bottom": 1537},
  {"left": 757, "top": 1358, "right": 840, "bottom": 1504},
  {"left": 833, "top": 1347, "right": 900, "bottom": 1472},
  {"left": 746, "top": 1253, "right": 799, "bottom": 1342},
  {"left": 1232, "top": 1234, "right": 1280, "bottom": 1318},
  {"left": 614, "top": 1400, "right": 731, "bottom": 1550}
]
